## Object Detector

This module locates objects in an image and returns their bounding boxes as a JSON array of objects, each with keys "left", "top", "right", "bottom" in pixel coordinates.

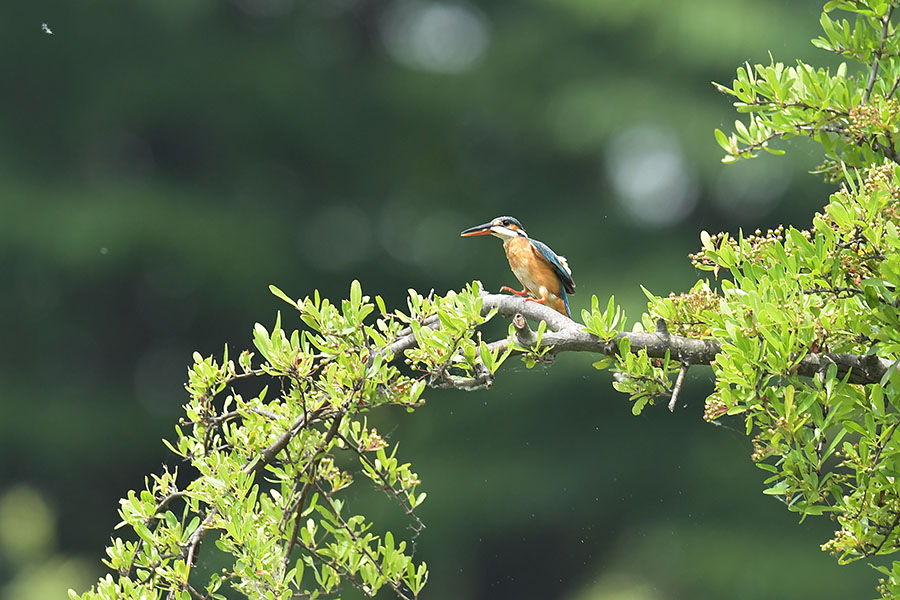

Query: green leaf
[
  {"left": 714, "top": 128, "right": 731, "bottom": 151},
  {"left": 350, "top": 279, "right": 362, "bottom": 307},
  {"left": 269, "top": 284, "right": 296, "bottom": 308},
  {"left": 763, "top": 482, "right": 789, "bottom": 495}
]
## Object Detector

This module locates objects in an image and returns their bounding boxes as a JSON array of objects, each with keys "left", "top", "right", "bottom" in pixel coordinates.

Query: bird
[{"left": 460, "top": 216, "right": 575, "bottom": 317}]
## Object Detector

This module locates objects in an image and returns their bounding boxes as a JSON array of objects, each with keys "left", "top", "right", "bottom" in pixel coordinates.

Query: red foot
[
  {"left": 500, "top": 286, "right": 529, "bottom": 296},
  {"left": 524, "top": 297, "right": 547, "bottom": 305}
]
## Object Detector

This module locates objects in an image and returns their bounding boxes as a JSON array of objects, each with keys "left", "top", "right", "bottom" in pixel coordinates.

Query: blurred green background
[{"left": 0, "top": 0, "right": 884, "bottom": 598}]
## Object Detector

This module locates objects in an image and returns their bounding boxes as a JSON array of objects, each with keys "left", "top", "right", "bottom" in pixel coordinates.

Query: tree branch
[
  {"left": 281, "top": 411, "right": 345, "bottom": 568},
  {"left": 388, "top": 292, "right": 895, "bottom": 387}
]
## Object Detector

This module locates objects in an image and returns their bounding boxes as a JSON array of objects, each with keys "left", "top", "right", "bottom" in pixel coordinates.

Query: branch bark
[{"left": 388, "top": 292, "right": 894, "bottom": 386}]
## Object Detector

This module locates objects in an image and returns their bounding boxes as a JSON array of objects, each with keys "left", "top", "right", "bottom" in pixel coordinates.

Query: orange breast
[{"left": 503, "top": 237, "right": 562, "bottom": 297}]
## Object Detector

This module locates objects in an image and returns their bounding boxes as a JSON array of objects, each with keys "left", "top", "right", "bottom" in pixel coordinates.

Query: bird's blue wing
[{"left": 531, "top": 239, "right": 576, "bottom": 295}]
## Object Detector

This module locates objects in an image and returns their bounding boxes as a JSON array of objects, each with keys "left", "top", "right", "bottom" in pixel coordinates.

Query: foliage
[
  {"left": 69, "top": 280, "right": 539, "bottom": 599},
  {"left": 69, "top": 284, "right": 396, "bottom": 598},
  {"left": 635, "top": 164, "right": 900, "bottom": 592},
  {"left": 714, "top": 0, "right": 900, "bottom": 179},
  {"left": 610, "top": 1, "right": 900, "bottom": 596}
]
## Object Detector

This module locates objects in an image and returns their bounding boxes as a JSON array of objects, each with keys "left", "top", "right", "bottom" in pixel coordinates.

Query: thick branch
[
  {"left": 490, "top": 295, "right": 893, "bottom": 384},
  {"left": 490, "top": 294, "right": 891, "bottom": 384},
  {"left": 388, "top": 292, "right": 894, "bottom": 386}
]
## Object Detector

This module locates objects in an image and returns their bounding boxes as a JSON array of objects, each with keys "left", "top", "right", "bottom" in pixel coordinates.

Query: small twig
[
  {"left": 210, "top": 409, "right": 241, "bottom": 426},
  {"left": 801, "top": 286, "right": 864, "bottom": 298},
  {"left": 184, "top": 508, "right": 218, "bottom": 567},
  {"left": 394, "top": 314, "right": 440, "bottom": 339},
  {"left": 153, "top": 491, "right": 187, "bottom": 516},
  {"left": 182, "top": 581, "right": 206, "bottom": 600},
  {"left": 870, "top": 135, "right": 900, "bottom": 165},
  {"left": 888, "top": 72, "right": 900, "bottom": 99},
  {"left": 871, "top": 511, "right": 900, "bottom": 555},
  {"left": 244, "top": 412, "right": 317, "bottom": 475},
  {"left": 656, "top": 318, "right": 669, "bottom": 336},
  {"left": 864, "top": 6, "right": 895, "bottom": 104},
  {"left": 179, "top": 409, "right": 329, "bottom": 575},
  {"left": 283, "top": 377, "right": 371, "bottom": 571},
  {"left": 336, "top": 431, "right": 425, "bottom": 531},
  {"left": 871, "top": 420, "right": 900, "bottom": 470},
  {"left": 668, "top": 363, "right": 689, "bottom": 412},
  {"left": 512, "top": 313, "right": 537, "bottom": 346},
  {"left": 313, "top": 481, "right": 415, "bottom": 600},
  {"left": 429, "top": 362, "right": 493, "bottom": 390},
  {"left": 250, "top": 406, "right": 281, "bottom": 420}
]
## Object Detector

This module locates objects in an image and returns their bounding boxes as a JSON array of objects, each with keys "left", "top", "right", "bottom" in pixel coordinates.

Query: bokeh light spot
[
  {"left": 379, "top": 0, "right": 490, "bottom": 73},
  {"left": 2, "top": 557, "right": 96, "bottom": 600},
  {"left": 0, "top": 486, "right": 55, "bottom": 564},
  {"left": 605, "top": 125, "right": 697, "bottom": 228}
]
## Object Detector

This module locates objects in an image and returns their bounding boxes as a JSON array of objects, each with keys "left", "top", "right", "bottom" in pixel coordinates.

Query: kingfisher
[{"left": 460, "top": 216, "right": 575, "bottom": 317}]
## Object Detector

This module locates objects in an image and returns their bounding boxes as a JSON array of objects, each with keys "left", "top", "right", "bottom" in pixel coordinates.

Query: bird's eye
[{"left": 502, "top": 219, "right": 510, "bottom": 226}]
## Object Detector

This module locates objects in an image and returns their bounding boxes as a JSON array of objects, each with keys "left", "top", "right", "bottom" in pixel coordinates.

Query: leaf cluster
[
  {"left": 715, "top": 1, "right": 900, "bottom": 180},
  {"left": 74, "top": 280, "right": 509, "bottom": 599},
  {"left": 609, "top": 161, "right": 900, "bottom": 598},
  {"left": 689, "top": 163, "right": 900, "bottom": 596},
  {"left": 613, "top": 1, "right": 900, "bottom": 594}
]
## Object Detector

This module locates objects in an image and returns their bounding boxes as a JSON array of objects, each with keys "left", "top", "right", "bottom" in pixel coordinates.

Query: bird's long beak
[{"left": 460, "top": 222, "right": 494, "bottom": 237}]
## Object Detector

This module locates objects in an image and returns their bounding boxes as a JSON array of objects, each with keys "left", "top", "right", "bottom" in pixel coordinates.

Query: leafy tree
[{"left": 72, "top": 1, "right": 900, "bottom": 598}]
